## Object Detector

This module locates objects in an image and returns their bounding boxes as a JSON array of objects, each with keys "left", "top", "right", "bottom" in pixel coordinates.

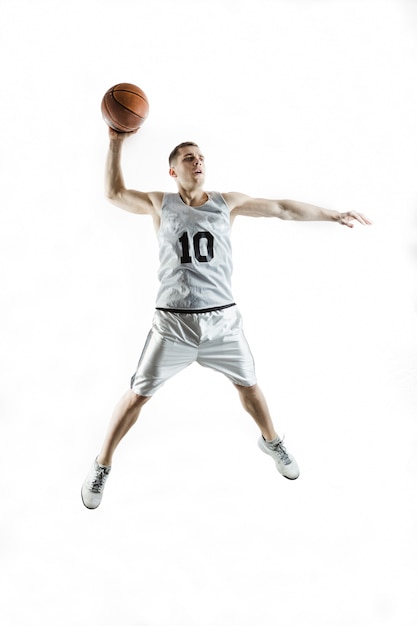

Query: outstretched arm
[
  {"left": 105, "top": 128, "right": 162, "bottom": 223},
  {"left": 225, "top": 192, "right": 372, "bottom": 228}
]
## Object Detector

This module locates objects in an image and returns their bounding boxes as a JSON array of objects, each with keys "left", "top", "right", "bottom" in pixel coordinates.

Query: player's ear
[{"left": 169, "top": 167, "right": 177, "bottom": 178}]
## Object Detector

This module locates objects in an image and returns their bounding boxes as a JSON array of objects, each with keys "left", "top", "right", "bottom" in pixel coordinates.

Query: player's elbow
[
  {"left": 105, "top": 185, "right": 123, "bottom": 204},
  {"left": 106, "top": 189, "right": 117, "bottom": 203}
]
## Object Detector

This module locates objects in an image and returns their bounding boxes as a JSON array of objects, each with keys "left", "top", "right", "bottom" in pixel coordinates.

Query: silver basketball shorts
[{"left": 130, "top": 306, "right": 257, "bottom": 396}]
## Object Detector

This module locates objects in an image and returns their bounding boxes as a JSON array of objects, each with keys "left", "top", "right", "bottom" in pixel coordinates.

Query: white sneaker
[
  {"left": 258, "top": 436, "right": 300, "bottom": 480},
  {"left": 81, "top": 458, "right": 111, "bottom": 509}
]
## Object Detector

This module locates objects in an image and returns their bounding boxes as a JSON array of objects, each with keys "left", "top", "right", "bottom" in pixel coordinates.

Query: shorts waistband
[{"left": 155, "top": 303, "right": 236, "bottom": 314}]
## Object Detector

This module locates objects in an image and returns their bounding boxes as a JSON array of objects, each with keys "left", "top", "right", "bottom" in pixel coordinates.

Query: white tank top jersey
[{"left": 155, "top": 192, "right": 235, "bottom": 312}]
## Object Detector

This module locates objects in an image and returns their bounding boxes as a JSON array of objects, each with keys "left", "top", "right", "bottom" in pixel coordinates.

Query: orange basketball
[{"left": 101, "top": 83, "right": 149, "bottom": 132}]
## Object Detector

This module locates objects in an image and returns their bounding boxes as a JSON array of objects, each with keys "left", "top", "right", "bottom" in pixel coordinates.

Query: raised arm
[
  {"left": 105, "top": 129, "right": 163, "bottom": 225},
  {"left": 225, "top": 192, "right": 372, "bottom": 228}
]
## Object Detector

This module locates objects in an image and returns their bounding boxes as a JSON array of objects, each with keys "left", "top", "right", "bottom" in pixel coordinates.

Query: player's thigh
[
  {"left": 197, "top": 332, "right": 257, "bottom": 387},
  {"left": 131, "top": 330, "right": 197, "bottom": 395}
]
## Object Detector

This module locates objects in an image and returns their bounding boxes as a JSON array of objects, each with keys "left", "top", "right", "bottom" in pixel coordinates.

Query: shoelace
[
  {"left": 267, "top": 438, "right": 291, "bottom": 465},
  {"left": 90, "top": 466, "right": 110, "bottom": 493}
]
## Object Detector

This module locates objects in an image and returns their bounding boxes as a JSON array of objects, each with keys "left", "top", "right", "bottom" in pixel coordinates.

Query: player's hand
[
  {"left": 338, "top": 211, "right": 372, "bottom": 228},
  {"left": 108, "top": 127, "right": 138, "bottom": 141}
]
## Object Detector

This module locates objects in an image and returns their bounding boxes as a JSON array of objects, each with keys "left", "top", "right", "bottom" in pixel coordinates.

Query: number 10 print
[{"left": 179, "top": 231, "right": 214, "bottom": 264}]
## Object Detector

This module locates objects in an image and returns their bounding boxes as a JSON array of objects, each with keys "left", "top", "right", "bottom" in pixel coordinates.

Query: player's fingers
[
  {"left": 351, "top": 212, "right": 371, "bottom": 225},
  {"left": 344, "top": 212, "right": 372, "bottom": 226}
]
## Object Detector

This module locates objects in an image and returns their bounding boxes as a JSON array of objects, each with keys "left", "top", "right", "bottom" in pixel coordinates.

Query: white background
[{"left": 1, "top": 1, "right": 417, "bottom": 624}]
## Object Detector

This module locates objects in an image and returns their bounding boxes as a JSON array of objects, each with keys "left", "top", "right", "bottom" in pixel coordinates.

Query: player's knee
[
  {"left": 126, "top": 389, "right": 152, "bottom": 408},
  {"left": 135, "top": 393, "right": 152, "bottom": 408},
  {"left": 234, "top": 382, "right": 258, "bottom": 397}
]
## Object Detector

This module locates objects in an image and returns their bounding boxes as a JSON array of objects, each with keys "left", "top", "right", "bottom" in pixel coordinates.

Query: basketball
[{"left": 101, "top": 83, "right": 149, "bottom": 132}]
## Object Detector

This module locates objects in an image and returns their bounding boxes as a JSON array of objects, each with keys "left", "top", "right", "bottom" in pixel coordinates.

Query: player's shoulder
[
  {"left": 221, "top": 191, "right": 252, "bottom": 211},
  {"left": 148, "top": 191, "right": 165, "bottom": 214}
]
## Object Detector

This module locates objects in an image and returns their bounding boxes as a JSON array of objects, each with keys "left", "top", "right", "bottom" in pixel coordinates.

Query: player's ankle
[
  {"left": 262, "top": 431, "right": 279, "bottom": 443},
  {"left": 97, "top": 454, "right": 112, "bottom": 467}
]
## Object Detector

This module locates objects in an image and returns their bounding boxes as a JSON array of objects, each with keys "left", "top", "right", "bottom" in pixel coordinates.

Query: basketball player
[{"left": 81, "top": 130, "right": 371, "bottom": 509}]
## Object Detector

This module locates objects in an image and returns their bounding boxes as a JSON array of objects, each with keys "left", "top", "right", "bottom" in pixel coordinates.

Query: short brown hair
[{"left": 169, "top": 141, "right": 198, "bottom": 166}]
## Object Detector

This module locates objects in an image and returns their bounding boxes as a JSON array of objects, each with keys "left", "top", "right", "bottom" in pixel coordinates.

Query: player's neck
[{"left": 177, "top": 185, "right": 208, "bottom": 207}]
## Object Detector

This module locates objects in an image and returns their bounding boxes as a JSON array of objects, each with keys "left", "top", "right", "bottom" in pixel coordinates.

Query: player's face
[{"left": 169, "top": 146, "right": 206, "bottom": 187}]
